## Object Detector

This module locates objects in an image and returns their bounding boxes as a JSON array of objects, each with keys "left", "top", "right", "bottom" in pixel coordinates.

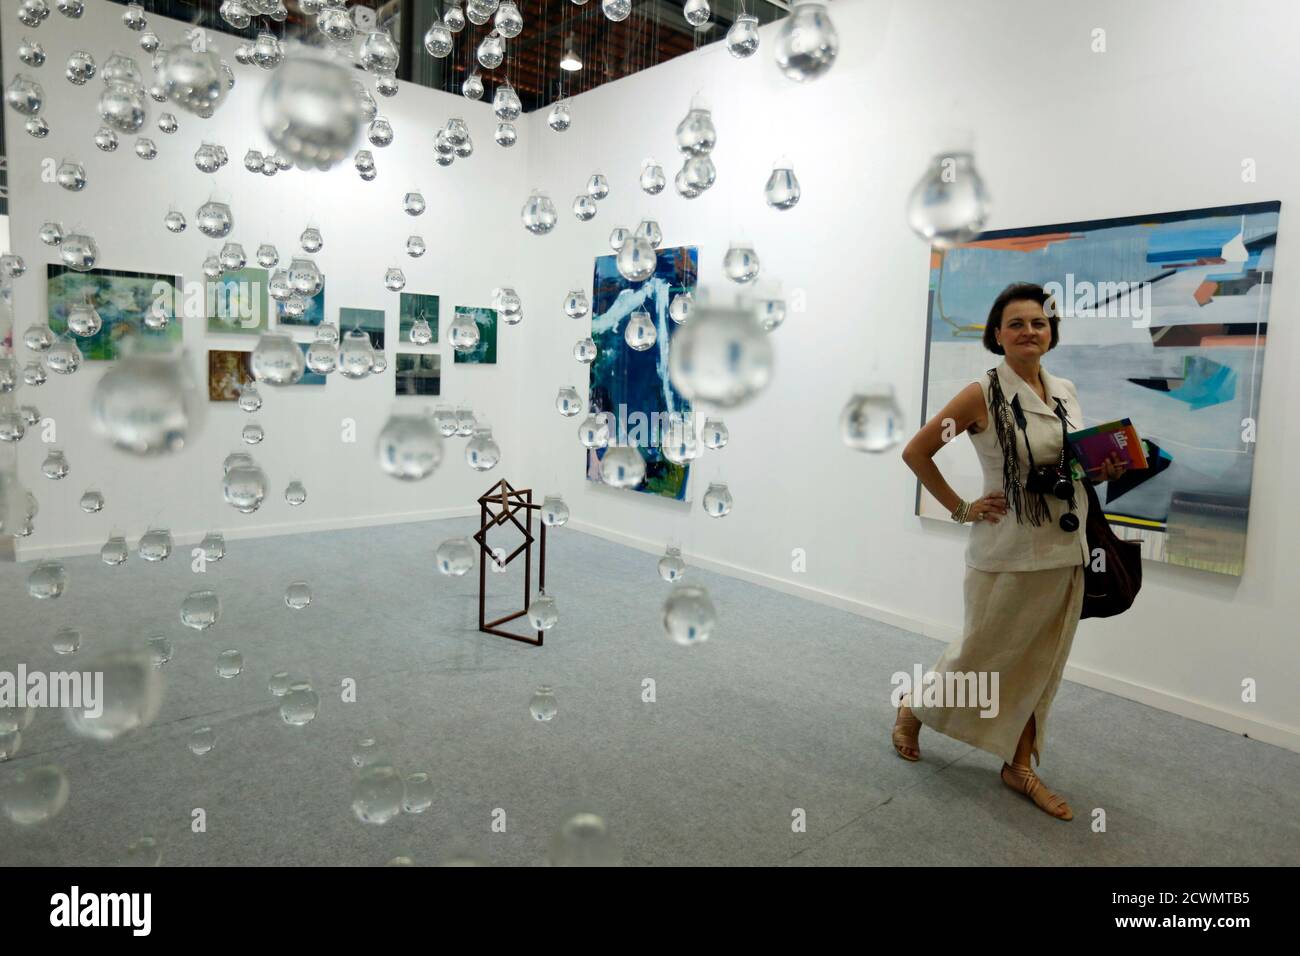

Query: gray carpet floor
[{"left": 1, "top": 518, "right": 1296, "bottom": 866}]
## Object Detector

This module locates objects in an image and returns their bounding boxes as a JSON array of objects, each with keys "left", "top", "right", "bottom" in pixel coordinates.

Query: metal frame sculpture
[{"left": 474, "top": 478, "right": 547, "bottom": 646}]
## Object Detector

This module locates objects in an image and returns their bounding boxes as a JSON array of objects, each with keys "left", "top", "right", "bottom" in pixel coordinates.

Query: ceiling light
[{"left": 561, "top": 34, "right": 582, "bottom": 72}]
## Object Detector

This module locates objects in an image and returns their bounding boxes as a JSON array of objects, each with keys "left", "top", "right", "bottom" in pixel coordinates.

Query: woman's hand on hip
[{"left": 969, "top": 491, "right": 1008, "bottom": 523}]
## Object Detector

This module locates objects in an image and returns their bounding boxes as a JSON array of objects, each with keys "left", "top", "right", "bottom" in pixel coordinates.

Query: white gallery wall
[
  {"left": 2, "top": 0, "right": 531, "bottom": 556},
  {"left": 3, "top": 0, "right": 1299, "bottom": 750},
  {"left": 513, "top": 0, "right": 1300, "bottom": 751}
]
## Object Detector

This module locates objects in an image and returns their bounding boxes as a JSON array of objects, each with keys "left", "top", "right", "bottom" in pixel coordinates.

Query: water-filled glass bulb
[
  {"left": 493, "top": 81, "right": 521, "bottom": 121},
  {"left": 675, "top": 107, "right": 716, "bottom": 156},
  {"left": 252, "top": 331, "right": 306, "bottom": 386},
  {"left": 556, "top": 385, "right": 582, "bottom": 417},
  {"left": 586, "top": 172, "right": 610, "bottom": 200},
  {"left": 765, "top": 159, "right": 801, "bottom": 209},
  {"left": 616, "top": 235, "right": 656, "bottom": 281},
  {"left": 435, "top": 537, "right": 475, "bottom": 576},
  {"left": 337, "top": 330, "right": 376, "bottom": 379},
  {"left": 377, "top": 413, "right": 444, "bottom": 480},
  {"left": 494, "top": 122, "right": 517, "bottom": 147},
  {"left": 600, "top": 444, "right": 645, "bottom": 488},
  {"left": 683, "top": 0, "right": 710, "bottom": 27},
  {"left": 669, "top": 290, "right": 693, "bottom": 324},
  {"left": 541, "top": 494, "right": 570, "bottom": 527},
  {"left": 635, "top": 219, "right": 662, "bottom": 247},
  {"left": 463, "top": 72, "right": 483, "bottom": 100},
  {"left": 522, "top": 191, "right": 558, "bottom": 235},
  {"left": 465, "top": 424, "right": 501, "bottom": 471},
  {"left": 577, "top": 411, "right": 609, "bottom": 448},
  {"left": 601, "top": 0, "right": 631, "bottom": 22},
  {"left": 573, "top": 195, "right": 597, "bottom": 221},
  {"left": 573, "top": 336, "right": 598, "bottom": 364},
  {"left": 726, "top": 13, "right": 760, "bottom": 57},
  {"left": 624, "top": 309, "right": 657, "bottom": 351},
  {"left": 662, "top": 584, "right": 716, "bottom": 645},
  {"left": 723, "top": 241, "right": 760, "bottom": 282},
  {"left": 608, "top": 226, "right": 629, "bottom": 252},
  {"left": 449, "top": 311, "right": 481, "bottom": 351},
  {"left": 564, "top": 289, "right": 590, "bottom": 319},
  {"left": 548, "top": 101, "right": 571, "bottom": 131},
  {"left": 775, "top": 2, "right": 839, "bottom": 82},
  {"left": 840, "top": 385, "right": 905, "bottom": 453},
  {"left": 527, "top": 592, "right": 558, "bottom": 631},
  {"left": 409, "top": 317, "right": 433, "bottom": 344},
  {"left": 905, "top": 151, "right": 990, "bottom": 247},
  {"left": 424, "top": 17, "right": 453, "bottom": 57},
  {"left": 260, "top": 51, "right": 362, "bottom": 171},
  {"left": 640, "top": 158, "right": 666, "bottom": 194},
  {"left": 90, "top": 348, "right": 204, "bottom": 455},
  {"left": 661, "top": 413, "right": 700, "bottom": 464},
  {"left": 668, "top": 301, "right": 773, "bottom": 407},
  {"left": 477, "top": 31, "right": 505, "bottom": 70},
  {"left": 702, "top": 417, "right": 729, "bottom": 449},
  {"left": 658, "top": 545, "right": 686, "bottom": 582}
]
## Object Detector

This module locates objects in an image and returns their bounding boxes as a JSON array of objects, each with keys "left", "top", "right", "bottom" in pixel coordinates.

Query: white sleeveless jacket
[{"left": 965, "top": 359, "right": 1091, "bottom": 572}]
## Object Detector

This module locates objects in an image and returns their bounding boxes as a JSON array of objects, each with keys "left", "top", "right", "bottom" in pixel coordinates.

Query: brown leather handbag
[{"left": 1080, "top": 477, "right": 1143, "bottom": 618}]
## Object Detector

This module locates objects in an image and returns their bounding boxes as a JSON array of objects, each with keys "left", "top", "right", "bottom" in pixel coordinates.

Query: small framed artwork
[
  {"left": 399, "top": 292, "right": 439, "bottom": 345},
  {"left": 208, "top": 349, "right": 254, "bottom": 401},
  {"left": 394, "top": 353, "right": 441, "bottom": 395},
  {"left": 207, "top": 267, "right": 269, "bottom": 335}
]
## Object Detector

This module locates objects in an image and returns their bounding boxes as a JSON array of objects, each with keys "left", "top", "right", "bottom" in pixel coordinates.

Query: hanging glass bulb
[
  {"left": 906, "top": 150, "right": 990, "bottom": 246},
  {"left": 702, "top": 481, "right": 733, "bottom": 517},
  {"left": 573, "top": 195, "right": 598, "bottom": 222},
  {"left": 640, "top": 158, "right": 666, "bottom": 195},
  {"left": 41, "top": 449, "right": 70, "bottom": 480},
  {"left": 18, "top": 0, "right": 51, "bottom": 27},
  {"left": 24, "top": 361, "right": 48, "bottom": 386},
  {"left": 238, "top": 384, "right": 262, "bottom": 412},
  {"left": 465, "top": 424, "right": 501, "bottom": 471},
  {"left": 675, "top": 105, "right": 716, "bottom": 156},
  {"left": 527, "top": 592, "right": 559, "bottom": 631},
  {"left": 616, "top": 235, "right": 656, "bottom": 281},
  {"left": 194, "top": 142, "right": 221, "bottom": 172},
  {"left": 39, "top": 221, "right": 64, "bottom": 246},
  {"left": 377, "top": 413, "right": 444, "bottom": 480},
  {"left": 406, "top": 235, "right": 427, "bottom": 258},
  {"left": 337, "top": 330, "right": 376, "bottom": 379},
  {"left": 220, "top": 242, "right": 247, "bottom": 272},
  {"left": 0, "top": 412, "right": 25, "bottom": 443},
  {"left": 305, "top": 338, "right": 337, "bottom": 374},
  {"left": 675, "top": 166, "right": 701, "bottom": 199},
  {"left": 138, "top": 527, "right": 173, "bottom": 561},
  {"left": 493, "top": 82, "right": 521, "bottom": 121},
  {"left": 727, "top": 12, "right": 760, "bottom": 57},
  {"left": 668, "top": 301, "right": 773, "bottom": 407},
  {"left": 555, "top": 385, "right": 582, "bottom": 417},
  {"left": 359, "top": 29, "right": 400, "bottom": 73},
  {"left": 466, "top": 0, "right": 499, "bottom": 25},
  {"left": 754, "top": 289, "right": 787, "bottom": 332},
  {"left": 200, "top": 532, "right": 225, "bottom": 562},
  {"left": 134, "top": 137, "right": 158, "bottom": 160},
  {"left": 55, "top": 159, "right": 85, "bottom": 192},
  {"left": 496, "top": 1, "right": 523, "bottom": 37},
  {"left": 723, "top": 241, "right": 760, "bottom": 282},
  {"left": 662, "top": 584, "right": 716, "bottom": 645},
  {"left": 196, "top": 200, "right": 233, "bottom": 239},
  {"left": 25, "top": 115, "right": 49, "bottom": 138},
  {"left": 242, "top": 421, "right": 265, "bottom": 445},
  {"left": 454, "top": 135, "right": 474, "bottom": 159},
  {"left": 496, "top": 288, "right": 523, "bottom": 325},
  {"left": 374, "top": 71, "right": 399, "bottom": 97},
  {"left": 252, "top": 243, "right": 277, "bottom": 269},
  {"left": 45, "top": 337, "right": 83, "bottom": 374},
  {"left": 367, "top": 116, "right": 394, "bottom": 148},
  {"left": 223, "top": 461, "right": 267, "bottom": 513},
  {"left": 317, "top": 4, "right": 355, "bottom": 43},
  {"left": 401, "top": 193, "right": 425, "bottom": 217},
  {"left": 577, "top": 411, "right": 609, "bottom": 448},
  {"left": 60, "top": 232, "right": 98, "bottom": 270},
  {"left": 24, "top": 324, "right": 55, "bottom": 351},
  {"left": 57, "top": 0, "right": 82, "bottom": 17},
  {"left": 446, "top": 2, "right": 467, "bottom": 31},
  {"left": 260, "top": 52, "right": 362, "bottom": 171},
  {"left": 635, "top": 219, "right": 662, "bottom": 247},
  {"left": 600, "top": 444, "right": 645, "bottom": 488},
  {"left": 573, "top": 336, "right": 598, "bottom": 364},
  {"left": 563, "top": 289, "right": 590, "bottom": 319},
  {"left": 355, "top": 86, "right": 378, "bottom": 121},
  {"left": 432, "top": 405, "right": 456, "bottom": 437},
  {"left": 658, "top": 545, "right": 686, "bottom": 582},
  {"left": 123, "top": 2, "right": 147, "bottom": 30},
  {"left": 90, "top": 347, "right": 204, "bottom": 455},
  {"left": 624, "top": 309, "right": 657, "bottom": 351},
  {"left": 221, "top": 0, "right": 251, "bottom": 28},
  {"left": 93, "top": 126, "right": 118, "bottom": 152},
  {"left": 547, "top": 101, "right": 571, "bottom": 131},
  {"left": 444, "top": 117, "right": 469, "bottom": 146},
  {"left": 67, "top": 301, "right": 102, "bottom": 337},
  {"left": 765, "top": 159, "right": 801, "bottom": 209},
  {"left": 683, "top": 0, "right": 710, "bottom": 27},
  {"left": 64, "top": 50, "right": 96, "bottom": 85},
  {"left": 601, "top": 0, "right": 631, "bottom": 22},
  {"left": 424, "top": 17, "right": 453, "bottom": 57},
  {"left": 252, "top": 331, "right": 306, "bottom": 386},
  {"left": 101, "top": 534, "right": 129, "bottom": 565},
  {"left": 288, "top": 257, "right": 323, "bottom": 296},
  {"left": 608, "top": 226, "right": 629, "bottom": 252},
  {"left": 702, "top": 417, "right": 729, "bottom": 449},
  {"left": 409, "top": 317, "right": 433, "bottom": 344},
  {"left": 840, "top": 385, "right": 905, "bottom": 453},
  {"left": 541, "top": 494, "right": 570, "bottom": 527},
  {"left": 494, "top": 121, "right": 517, "bottom": 147},
  {"left": 476, "top": 31, "right": 505, "bottom": 70},
  {"left": 435, "top": 537, "right": 475, "bottom": 576},
  {"left": 18, "top": 37, "right": 45, "bottom": 68},
  {"left": 267, "top": 269, "right": 292, "bottom": 301},
  {"left": 384, "top": 267, "right": 406, "bottom": 292},
  {"left": 463, "top": 72, "right": 483, "bottom": 100},
  {"left": 661, "top": 413, "right": 700, "bottom": 464},
  {"left": 449, "top": 311, "right": 481, "bottom": 352},
  {"left": 6, "top": 73, "right": 44, "bottom": 115},
  {"left": 522, "top": 191, "right": 558, "bottom": 236},
  {"left": 455, "top": 404, "right": 476, "bottom": 436},
  {"left": 775, "top": 2, "right": 839, "bottom": 81},
  {"left": 669, "top": 290, "right": 693, "bottom": 324},
  {"left": 586, "top": 172, "right": 610, "bottom": 200},
  {"left": 683, "top": 155, "right": 716, "bottom": 191},
  {"left": 355, "top": 149, "right": 376, "bottom": 175}
]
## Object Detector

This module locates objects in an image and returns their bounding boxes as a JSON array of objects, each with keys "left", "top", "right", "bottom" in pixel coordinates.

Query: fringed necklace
[{"left": 986, "top": 367, "right": 1077, "bottom": 527}]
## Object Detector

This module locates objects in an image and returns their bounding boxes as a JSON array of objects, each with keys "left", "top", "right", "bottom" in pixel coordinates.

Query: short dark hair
[{"left": 982, "top": 282, "right": 1059, "bottom": 354}]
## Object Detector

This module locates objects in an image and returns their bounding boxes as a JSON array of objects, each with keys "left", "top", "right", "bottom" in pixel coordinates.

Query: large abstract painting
[
  {"left": 47, "top": 265, "right": 182, "bottom": 360},
  {"left": 918, "top": 202, "right": 1279, "bottom": 576},
  {"left": 587, "top": 246, "right": 698, "bottom": 501}
]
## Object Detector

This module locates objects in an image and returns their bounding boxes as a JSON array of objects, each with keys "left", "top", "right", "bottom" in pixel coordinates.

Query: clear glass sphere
[
  {"left": 377, "top": 414, "right": 444, "bottom": 480},
  {"left": 723, "top": 242, "right": 761, "bottom": 283},
  {"left": 548, "top": 102, "right": 571, "bottom": 131},
  {"left": 662, "top": 584, "right": 716, "bottom": 646},
  {"left": 435, "top": 537, "right": 475, "bottom": 576},
  {"left": 522, "top": 191, "right": 558, "bottom": 235},
  {"left": 64, "top": 649, "right": 162, "bottom": 741},
  {"left": 601, "top": 0, "right": 631, "bottom": 22},
  {"left": 223, "top": 463, "right": 267, "bottom": 513},
  {"left": 661, "top": 414, "right": 701, "bottom": 464},
  {"left": 90, "top": 349, "right": 203, "bottom": 455},
  {"left": 668, "top": 302, "right": 773, "bottom": 407},
  {"left": 775, "top": 2, "right": 839, "bottom": 82},
  {"left": 905, "top": 151, "right": 990, "bottom": 246},
  {"left": 765, "top": 161, "right": 801, "bottom": 209},
  {"left": 616, "top": 235, "right": 656, "bottom": 281},
  {"left": 424, "top": 20, "right": 453, "bottom": 57},
  {"left": 840, "top": 386, "right": 905, "bottom": 453},
  {"left": 600, "top": 444, "right": 645, "bottom": 488},
  {"left": 180, "top": 589, "right": 221, "bottom": 630},
  {"left": 527, "top": 593, "right": 559, "bottom": 631},
  {"left": 577, "top": 412, "right": 610, "bottom": 448},
  {"left": 463, "top": 72, "right": 484, "bottom": 100},
  {"left": 573, "top": 195, "right": 598, "bottom": 221},
  {"left": 658, "top": 545, "right": 686, "bottom": 582},
  {"left": 675, "top": 108, "right": 716, "bottom": 156},
  {"left": 563, "top": 289, "right": 590, "bottom": 319},
  {"left": 726, "top": 12, "right": 760, "bottom": 57},
  {"left": 624, "top": 309, "right": 657, "bottom": 351},
  {"left": 683, "top": 0, "right": 710, "bottom": 27},
  {"left": 555, "top": 385, "right": 582, "bottom": 417},
  {"left": 337, "top": 330, "right": 376, "bottom": 378},
  {"left": 465, "top": 425, "right": 501, "bottom": 471},
  {"left": 476, "top": 31, "right": 505, "bottom": 70},
  {"left": 541, "top": 494, "right": 570, "bottom": 527},
  {"left": 701, "top": 417, "right": 729, "bottom": 449},
  {"left": 494, "top": 121, "right": 517, "bottom": 147},
  {"left": 529, "top": 685, "right": 557, "bottom": 721},
  {"left": 260, "top": 52, "right": 362, "bottom": 171},
  {"left": 640, "top": 159, "right": 666, "bottom": 195},
  {"left": 284, "top": 581, "right": 312, "bottom": 609},
  {"left": 608, "top": 226, "right": 629, "bottom": 252},
  {"left": 449, "top": 312, "right": 481, "bottom": 352},
  {"left": 574, "top": 337, "right": 598, "bottom": 364},
  {"left": 252, "top": 331, "right": 306, "bottom": 386}
]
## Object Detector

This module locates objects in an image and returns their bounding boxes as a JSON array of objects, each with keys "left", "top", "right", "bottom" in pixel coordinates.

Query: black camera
[{"left": 1025, "top": 463, "right": 1074, "bottom": 501}]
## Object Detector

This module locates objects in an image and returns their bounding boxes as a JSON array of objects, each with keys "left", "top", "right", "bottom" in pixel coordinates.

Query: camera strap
[{"left": 989, "top": 367, "right": 1076, "bottom": 528}]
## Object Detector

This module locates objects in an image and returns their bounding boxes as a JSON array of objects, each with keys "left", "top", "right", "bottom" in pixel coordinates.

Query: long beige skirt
[{"left": 911, "top": 563, "right": 1084, "bottom": 766}]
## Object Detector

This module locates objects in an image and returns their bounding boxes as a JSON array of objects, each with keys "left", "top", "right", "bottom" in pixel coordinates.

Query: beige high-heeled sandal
[
  {"left": 892, "top": 702, "right": 922, "bottom": 761},
  {"left": 1000, "top": 763, "right": 1073, "bottom": 820}
]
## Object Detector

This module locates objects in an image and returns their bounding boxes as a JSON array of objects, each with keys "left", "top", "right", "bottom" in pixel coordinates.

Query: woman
[{"left": 895, "top": 282, "right": 1127, "bottom": 821}]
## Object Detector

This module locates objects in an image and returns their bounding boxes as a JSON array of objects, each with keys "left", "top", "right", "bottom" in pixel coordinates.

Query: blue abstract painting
[
  {"left": 587, "top": 246, "right": 698, "bottom": 501},
  {"left": 919, "top": 201, "right": 1279, "bottom": 576}
]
